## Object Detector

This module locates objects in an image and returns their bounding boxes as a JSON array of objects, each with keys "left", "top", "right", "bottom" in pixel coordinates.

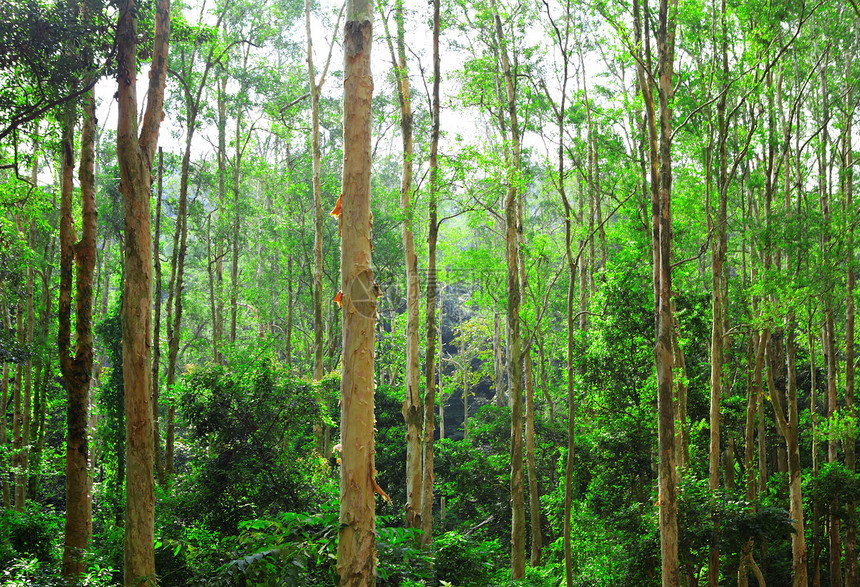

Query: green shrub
[
  {"left": 0, "top": 504, "right": 62, "bottom": 563},
  {"left": 434, "top": 530, "right": 503, "bottom": 587}
]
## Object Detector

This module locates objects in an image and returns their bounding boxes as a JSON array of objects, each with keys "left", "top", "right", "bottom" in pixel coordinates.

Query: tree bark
[
  {"left": 116, "top": 0, "right": 170, "bottom": 582},
  {"left": 60, "top": 84, "right": 98, "bottom": 579},
  {"left": 841, "top": 37, "right": 856, "bottom": 584},
  {"left": 336, "top": 0, "right": 376, "bottom": 583},
  {"left": 488, "top": 0, "right": 525, "bottom": 576},
  {"left": 152, "top": 148, "right": 165, "bottom": 487},
  {"left": 1, "top": 293, "right": 9, "bottom": 508},
  {"left": 381, "top": 0, "right": 421, "bottom": 530},
  {"left": 422, "top": 3, "right": 442, "bottom": 540},
  {"left": 654, "top": 0, "right": 680, "bottom": 581}
]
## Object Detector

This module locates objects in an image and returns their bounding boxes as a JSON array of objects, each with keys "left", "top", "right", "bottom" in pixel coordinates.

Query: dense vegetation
[{"left": 1, "top": 0, "right": 859, "bottom": 584}]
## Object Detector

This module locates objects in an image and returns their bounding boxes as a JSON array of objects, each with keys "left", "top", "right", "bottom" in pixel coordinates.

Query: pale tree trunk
[
  {"left": 307, "top": 0, "right": 325, "bottom": 382},
  {"left": 488, "top": 0, "right": 525, "bottom": 576},
  {"left": 524, "top": 353, "right": 542, "bottom": 566},
  {"left": 60, "top": 86, "right": 98, "bottom": 579},
  {"left": 841, "top": 40, "right": 856, "bottom": 583},
  {"left": 539, "top": 1, "right": 574, "bottom": 578},
  {"left": 215, "top": 74, "right": 227, "bottom": 357},
  {"left": 1, "top": 293, "right": 9, "bottom": 508},
  {"left": 306, "top": 0, "right": 339, "bottom": 459},
  {"left": 764, "top": 330, "right": 807, "bottom": 586},
  {"left": 707, "top": 0, "right": 730, "bottom": 578},
  {"left": 116, "top": 0, "right": 170, "bottom": 582},
  {"left": 457, "top": 287, "right": 468, "bottom": 440},
  {"left": 654, "top": 0, "right": 680, "bottom": 581},
  {"left": 381, "top": 0, "right": 421, "bottom": 530},
  {"left": 671, "top": 310, "right": 688, "bottom": 470},
  {"left": 809, "top": 311, "right": 822, "bottom": 587},
  {"left": 439, "top": 285, "right": 446, "bottom": 524},
  {"left": 421, "top": 16, "right": 440, "bottom": 533},
  {"left": 421, "top": 51, "right": 439, "bottom": 535},
  {"left": 12, "top": 241, "right": 25, "bottom": 510},
  {"left": 22, "top": 216, "right": 33, "bottom": 507},
  {"left": 336, "top": 0, "right": 376, "bottom": 583},
  {"left": 738, "top": 331, "right": 768, "bottom": 587},
  {"left": 230, "top": 46, "right": 249, "bottom": 347},
  {"left": 152, "top": 148, "right": 165, "bottom": 487}
]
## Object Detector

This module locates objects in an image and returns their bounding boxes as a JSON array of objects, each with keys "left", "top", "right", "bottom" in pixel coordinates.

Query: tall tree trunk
[
  {"left": 764, "top": 329, "right": 807, "bottom": 586},
  {"left": 230, "top": 93, "right": 244, "bottom": 345},
  {"left": 336, "top": 0, "right": 376, "bottom": 583},
  {"left": 381, "top": 0, "right": 421, "bottom": 530},
  {"left": 60, "top": 86, "right": 98, "bottom": 578},
  {"left": 1, "top": 294, "right": 9, "bottom": 508},
  {"left": 306, "top": 0, "right": 338, "bottom": 445},
  {"left": 654, "top": 0, "right": 680, "bottom": 581},
  {"left": 215, "top": 74, "right": 227, "bottom": 357},
  {"left": 152, "top": 148, "right": 165, "bottom": 487},
  {"left": 525, "top": 353, "right": 542, "bottom": 566},
  {"left": 809, "top": 310, "right": 822, "bottom": 587},
  {"left": 116, "top": 0, "right": 170, "bottom": 582},
  {"left": 841, "top": 39, "right": 856, "bottom": 583},
  {"left": 421, "top": 9, "right": 441, "bottom": 534},
  {"left": 12, "top": 247, "right": 25, "bottom": 510},
  {"left": 421, "top": 18, "right": 440, "bottom": 529},
  {"left": 488, "top": 0, "right": 525, "bottom": 576}
]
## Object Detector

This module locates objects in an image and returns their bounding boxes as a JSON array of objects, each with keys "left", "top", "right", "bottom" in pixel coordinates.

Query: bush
[
  {"left": 434, "top": 530, "right": 503, "bottom": 587},
  {"left": 0, "top": 504, "right": 62, "bottom": 564}
]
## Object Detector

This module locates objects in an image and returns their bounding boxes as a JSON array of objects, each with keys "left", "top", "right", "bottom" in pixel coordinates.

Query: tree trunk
[
  {"left": 60, "top": 86, "right": 98, "bottom": 578},
  {"left": 1, "top": 356, "right": 8, "bottom": 510},
  {"left": 420, "top": 17, "right": 440, "bottom": 532},
  {"left": 1, "top": 291, "right": 9, "bottom": 508},
  {"left": 382, "top": 0, "right": 421, "bottom": 530},
  {"left": 525, "top": 352, "right": 542, "bottom": 566},
  {"left": 493, "top": 310, "right": 505, "bottom": 406},
  {"left": 116, "top": 0, "right": 170, "bottom": 582},
  {"left": 655, "top": 0, "right": 680, "bottom": 580},
  {"left": 336, "top": 0, "right": 376, "bottom": 583},
  {"left": 488, "top": 0, "right": 525, "bottom": 576},
  {"left": 422, "top": 0, "right": 441, "bottom": 540},
  {"left": 490, "top": 0, "right": 526, "bottom": 581},
  {"left": 840, "top": 38, "right": 856, "bottom": 584},
  {"left": 764, "top": 329, "right": 807, "bottom": 586},
  {"left": 12, "top": 262, "right": 25, "bottom": 510},
  {"left": 152, "top": 147, "right": 166, "bottom": 487}
]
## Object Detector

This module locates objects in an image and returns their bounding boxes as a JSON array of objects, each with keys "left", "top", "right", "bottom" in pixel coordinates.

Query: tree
[
  {"left": 379, "top": 0, "right": 421, "bottom": 531},
  {"left": 336, "top": 0, "right": 377, "bottom": 583},
  {"left": 115, "top": 0, "right": 170, "bottom": 582},
  {"left": 59, "top": 74, "right": 98, "bottom": 578},
  {"left": 421, "top": 0, "right": 442, "bottom": 547}
]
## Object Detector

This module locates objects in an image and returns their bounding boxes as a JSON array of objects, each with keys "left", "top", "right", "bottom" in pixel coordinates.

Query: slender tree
[{"left": 420, "top": 0, "right": 441, "bottom": 547}]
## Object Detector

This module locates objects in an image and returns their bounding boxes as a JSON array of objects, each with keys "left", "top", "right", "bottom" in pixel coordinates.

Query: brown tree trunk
[
  {"left": 152, "top": 148, "right": 165, "bottom": 487},
  {"left": 525, "top": 352, "right": 542, "bottom": 566},
  {"left": 12, "top": 298, "right": 23, "bottom": 510},
  {"left": 655, "top": 0, "right": 680, "bottom": 581},
  {"left": 488, "top": 0, "right": 525, "bottom": 576},
  {"left": 116, "top": 0, "right": 170, "bottom": 582},
  {"left": 60, "top": 85, "right": 98, "bottom": 578},
  {"left": 1, "top": 293, "right": 8, "bottom": 508},
  {"left": 421, "top": 42, "right": 439, "bottom": 534},
  {"left": 336, "top": 0, "right": 376, "bottom": 583},
  {"left": 841, "top": 41, "right": 856, "bottom": 583},
  {"left": 765, "top": 329, "right": 808, "bottom": 586},
  {"left": 381, "top": 0, "right": 421, "bottom": 530}
]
